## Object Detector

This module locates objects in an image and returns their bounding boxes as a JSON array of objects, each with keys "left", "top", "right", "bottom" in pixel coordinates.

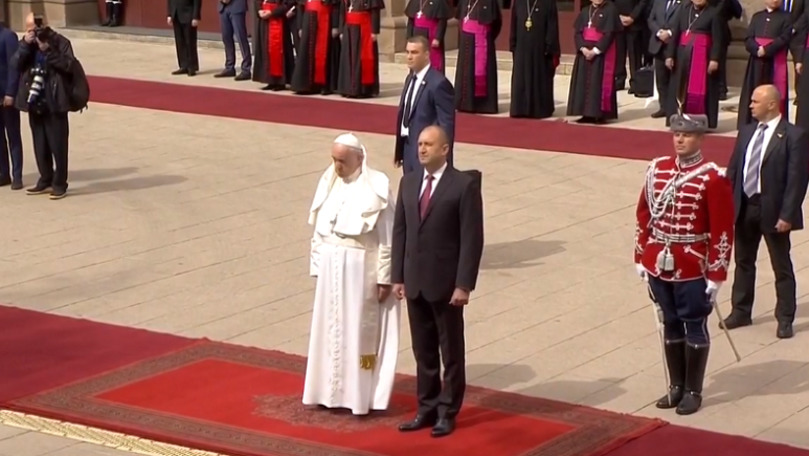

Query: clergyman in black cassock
[
  {"left": 252, "top": 0, "right": 296, "bottom": 91},
  {"left": 405, "top": 0, "right": 451, "bottom": 73},
  {"left": 509, "top": 0, "right": 560, "bottom": 118},
  {"left": 664, "top": 0, "right": 723, "bottom": 129},
  {"left": 737, "top": 3, "right": 792, "bottom": 128},
  {"left": 454, "top": 0, "right": 501, "bottom": 113},
  {"left": 290, "top": 0, "right": 341, "bottom": 94},
  {"left": 337, "top": 0, "right": 385, "bottom": 98},
  {"left": 566, "top": 0, "right": 620, "bottom": 123}
]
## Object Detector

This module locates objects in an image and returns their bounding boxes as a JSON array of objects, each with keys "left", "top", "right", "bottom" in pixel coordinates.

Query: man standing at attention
[
  {"left": 392, "top": 125, "right": 484, "bottom": 437},
  {"left": 215, "top": 0, "right": 252, "bottom": 81},
  {"left": 0, "top": 20, "right": 22, "bottom": 190},
  {"left": 394, "top": 36, "right": 455, "bottom": 175},
  {"left": 634, "top": 114, "right": 735, "bottom": 415},
  {"left": 302, "top": 133, "right": 401, "bottom": 416},
  {"left": 168, "top": 0, "right": 202, "bottom": 76},
  {"left": 723, "top": 84, "right": 809, "bottom": 339}
]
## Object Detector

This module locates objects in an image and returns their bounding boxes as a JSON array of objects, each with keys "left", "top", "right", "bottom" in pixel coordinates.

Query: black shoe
[
  {"left": 214, "top": 69, "right": 236, "bottom": 78},
  {"left": 655, "top": 339, "right": 686, "bottom": 409},
  {"left": 651, "top": 110, "right": 667, "bottom": 118},
  {"left": 187, "top": 69, "right": 197, "bottom": 77},
  {"left": 11, "top": 180, "right": 23, "bottom": 190},
  {"left": 171, "top": 68, "right": 188, "bottom": 75},
  {"left": 777, "top": 321, "right": 794, "bottom": 339},
  {"left": 676, "top": 344, "right": 709, "bottom": 415},
  {"left": 720, "top": 313, "right": 752, "bottom": 330},
  {"left": 26, "top": 184, "right": 51, "bottom": 195},
  {"left": 431, "top": 417, "right": 455, "bottom": 437},
  {"left": 398, "top": 413, "right": 437, "bottom": 432},
  {"left": 234, "top": 71, "right": 251, "bottom": 81},
  {"left": 49, "top": 189, "right": 67, "bottom": 200}
]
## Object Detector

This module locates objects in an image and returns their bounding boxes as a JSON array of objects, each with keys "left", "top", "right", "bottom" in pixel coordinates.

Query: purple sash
[
  {"left": 678, "top": 32, "right": 711, "bottom": 115},
  {"left": 415, "top": 16, "right": 443, "bottom": 72},
  {"left": 461, "top": 19, "right": 489, "bottom": 97},
  {"left": 757, "top": 37, "right": 789, "bottom": 115},
  {"left": 582, "top": 26, "right": 616, "bottom": 113}
]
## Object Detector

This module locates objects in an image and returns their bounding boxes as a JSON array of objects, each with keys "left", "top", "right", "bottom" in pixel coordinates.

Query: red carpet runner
[
  {"left": 1, "top": 305, "right": 806, "bottom": 456},
  {"left": 85, "top": 75, "right": 737, "bottom": 164}
]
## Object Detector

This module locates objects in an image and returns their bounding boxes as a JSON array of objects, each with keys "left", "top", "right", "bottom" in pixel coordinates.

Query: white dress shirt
[
  {"left": 400, "top": 64, "right": 431, "bottom": 137},
  {"left": 743, "top": 114, "right": 781, "bottom": 195},
  {"left": 420, "top": 162, "right": 447, "bottom": 198}
]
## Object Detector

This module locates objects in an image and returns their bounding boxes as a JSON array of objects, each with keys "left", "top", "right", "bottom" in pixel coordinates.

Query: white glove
[
  {"left": 635, "top": 263, "right": 648, "bottom": 282},
  {"left": 705, "top": 280, "right": 722, "bottom": 302}
]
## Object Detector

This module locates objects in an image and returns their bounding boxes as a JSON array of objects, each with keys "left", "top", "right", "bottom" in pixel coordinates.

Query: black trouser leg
[
  {"left": 173, "top": 20, "right": 188, "bottom": 70},
  {"left": 433, "top": 301, "right": 465, "bottom": 419},
  {"left": 28, "top": 112, "right": 53, "bottom": 188},
  {"left": 407, "top": 296, "right": 442, "bottom": 417},
  {"left": 45, "top": 113, "right": 69, "bottom": 192},
  {"left": 730, "top": 198, "right": 763, "bottom": 317},
  {"left": 654, "top": 55, "right": 671, "bottom": 104},
  {"left": 627, "top": 29, "right": 642, "bottom": 89},
  {"left": 763, "top": 231, "right": 796, "bottom": 323}
]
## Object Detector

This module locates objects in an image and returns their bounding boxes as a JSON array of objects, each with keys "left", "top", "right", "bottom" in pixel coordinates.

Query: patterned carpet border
[{"left": 5, "top": 341, "right": 666, "bottom": 456}]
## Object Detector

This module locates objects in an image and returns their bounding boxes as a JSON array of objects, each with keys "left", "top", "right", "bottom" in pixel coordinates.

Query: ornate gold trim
[{"left": 0, "top": 409, "right": 226, "bottom": 456}]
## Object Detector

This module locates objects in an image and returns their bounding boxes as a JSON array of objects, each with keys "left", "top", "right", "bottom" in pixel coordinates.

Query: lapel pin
[{"left": 777, "top": 132, "right": 784, "bottom": 138}]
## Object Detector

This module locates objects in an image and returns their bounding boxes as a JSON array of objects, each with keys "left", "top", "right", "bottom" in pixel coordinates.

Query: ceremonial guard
[
  {"left": 404, "top": 0, "right": 451, "bottom": 73},
  {"left": 291, "top": 0, "right": 341, "bottom": 94},
  {"left": 252, "top": 0, "right": 296, "bottom": 91},
  {"left": 337, "top": 0, "right": 385, "bottom": 98},
  {"left": 634, "top": 114, "right": 735, "bottom": 416}
]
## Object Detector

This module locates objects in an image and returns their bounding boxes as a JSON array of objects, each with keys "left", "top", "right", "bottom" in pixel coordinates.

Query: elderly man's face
[
  {"left": 331, "top": 144, "right": 363, "bottom": 178},
  {"left": 673, "top": 132, "right": 702, "bottom": 156}
]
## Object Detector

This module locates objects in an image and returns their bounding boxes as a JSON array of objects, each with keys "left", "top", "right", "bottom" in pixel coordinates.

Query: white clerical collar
[{"left": 424, "top": 161, "right": 447, "bottom": 181}]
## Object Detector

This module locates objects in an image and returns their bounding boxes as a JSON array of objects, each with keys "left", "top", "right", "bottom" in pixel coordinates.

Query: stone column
[
  {"left": 377, "top": 0, "right": 458, "bottom": 62},
  {"left": 5, "top": 0, "right": 98, "bottom": 30}
]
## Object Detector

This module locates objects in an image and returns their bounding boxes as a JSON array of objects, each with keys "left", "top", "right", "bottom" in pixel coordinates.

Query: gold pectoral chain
[
  {"left": 359, "top": 354, "right": 377, "bottom": 370},
  {"left": 525, "top": 0, "right": 539, "bottom": 30}
]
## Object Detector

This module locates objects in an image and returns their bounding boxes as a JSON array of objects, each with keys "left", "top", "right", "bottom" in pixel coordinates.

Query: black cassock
[
  {"left": 454, "top": 0, "right": 501, "bottom": 114},
  {"left": 252, "top": 0, "right": 296, "bottom": 90},
  {"left": 796, "top": 10, "right": 809, "bottom": 130},
  {"left": 737, "top": 9, "right": 792, "bottom": 128},
  {"left": 337, "top": 0, "right": 385, "bottom": 98},
  {"left": 566, "top": 1, "right": 620, "bottom": 122},
  {"left": 509, "top": 0, "right": 560, "bottom": 118},
  {"left": 405, "top": 0, "right": 451, "bottom": 73},
  {"left": 290, "top": 0, "right": 341, "bottom": 94},
  {"left": 664, "top": 3, "right": 723, "bottom": 128}
]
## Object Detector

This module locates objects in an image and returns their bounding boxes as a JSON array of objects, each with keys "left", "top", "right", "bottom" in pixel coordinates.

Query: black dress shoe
[
  {"left": 777, "top": 321, "right": 794, "bottom": 339},
  {"left": 234, "top": 71, "right": 251, "bottom": 81},
  {"left": 214, "top": 69, "right": 236, "bottom": 78},
  {"left": 720, "top": 313, "right": 752, "bottom": 330},
  {"left": 187, "top": 69, "right": 197, "bottom": 77},
  {"left": 651, "top": 110, "right": 666, "bottom": 118},
  {"left": 171, "top": 68, "right": 188, "bottom": 75},
  {"left": 398, "top": 414, "right": 436, "bottom": 432},
  {"left": 431, "top": 418, "right": 455, "bottom": 437}
]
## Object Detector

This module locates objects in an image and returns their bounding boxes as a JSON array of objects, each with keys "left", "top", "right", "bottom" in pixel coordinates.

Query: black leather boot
[
  {"left": 655, "top": 339, "right": 686, "bottom": 409},
  {"left": 101, "top": 2, "right": 113, "bottom": 26},
  {"left": 676, "top": 343, "right": 710, "bottom": 415}
]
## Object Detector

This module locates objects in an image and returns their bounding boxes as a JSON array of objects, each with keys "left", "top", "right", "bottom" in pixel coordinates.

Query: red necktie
[{"left": 419, "top": 175, "right": 433, "bottom": 219}]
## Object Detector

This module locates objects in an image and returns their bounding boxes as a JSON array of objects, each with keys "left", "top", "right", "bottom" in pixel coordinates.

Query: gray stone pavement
[{"left": 0, "top": 36, "right": 808, "bottom": 455}]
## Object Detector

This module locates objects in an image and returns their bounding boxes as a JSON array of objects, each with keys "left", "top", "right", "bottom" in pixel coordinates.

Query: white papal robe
[{"left": 302, "top": 165, "right": 401, "bottom": 415}]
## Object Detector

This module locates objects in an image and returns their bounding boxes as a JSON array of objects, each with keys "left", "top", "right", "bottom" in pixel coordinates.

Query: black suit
[
  {"left": 612, "top": 0, "right": 648, "bottom": 89},
  {"left": 726, "top": 118, "right": 809, "bottom": 324},
  {"left": 391, "top": 165, "right": 484, "bottom": 419},
  {"left": 168, "top": 0, "right": 202, "bottom": 72},
  {"left": 787, "top": 0, "right": 805, "bottom": 98},
  {"left": 647, "top": 0, "right": 682, "bottom": 106}
]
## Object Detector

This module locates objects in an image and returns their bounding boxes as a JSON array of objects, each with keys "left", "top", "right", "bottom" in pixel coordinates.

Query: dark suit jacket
[
  {"left": 787, "top": 0, "right": 806, "bottom": 57},
  {"left": 612, "top": 0, "right": 648, "bottom": 31},
  {"left": 218, "top": 0, "right": 248, "bottom": 13},
  {"left": 169, "top": 0, "right": 203, "bottom": 23},
  {"left": 394, "top": 67, "right": 456, "bottom": 165},
  {"left": 0, "top": 25, "right": 20, "bottom": 99},
  {"left": 647, "top": 0, "right": 682, "bottom": 56},
  {"left": 727, "top": 118, "right": 809, "bottom": 232},
  {"left": 391, "top": 166, "right": 484, "bottom": 303}
]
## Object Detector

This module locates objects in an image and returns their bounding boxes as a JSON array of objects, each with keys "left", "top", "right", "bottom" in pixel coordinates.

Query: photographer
[{"left": 11, "top": 13, "right": 76, "bottom": 200}]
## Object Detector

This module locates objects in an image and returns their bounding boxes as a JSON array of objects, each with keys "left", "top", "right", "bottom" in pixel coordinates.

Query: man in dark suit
[
  {"left": 395, "top": 36, "right": 455, "bottom": 175},
  {"left": 215, "top": 0, "right": 252, "bottom": 80},
  {"left": 0, "top": 21, "right": 22, "bottom": 190},
  {"left": 391, "top": 125, "right": 484, "bottom": 438},
  {"left": 168, "top": 0, "right": 202, "bottom": 76},
  {"left": 613, "top": 0, "right": 649, "bottom": 93},
  {"left": 724, "top": 84, "right": 809, "bottom": 339},
  {"left": 647, "top": 0, "right": 682, "bottom": 118},
  {"left": 785, "top": 0, "right": 805, "bottom": 103}
]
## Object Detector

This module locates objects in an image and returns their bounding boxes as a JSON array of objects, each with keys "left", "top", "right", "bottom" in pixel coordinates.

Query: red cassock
[{"left": 634, "top": 156, "right": 735, "bottom": 283}]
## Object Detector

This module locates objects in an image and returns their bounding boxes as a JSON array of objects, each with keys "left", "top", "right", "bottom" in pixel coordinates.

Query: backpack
[{"left": 67, "top": 58, "right": 90, "bottom": 113}]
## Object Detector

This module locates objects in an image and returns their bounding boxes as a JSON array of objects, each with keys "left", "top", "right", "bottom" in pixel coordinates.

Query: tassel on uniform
[{"left": 359, "top": 354, "right": 376, "bottom": 370}]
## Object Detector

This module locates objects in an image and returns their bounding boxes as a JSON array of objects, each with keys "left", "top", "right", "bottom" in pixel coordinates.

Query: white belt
[{"left": 652, "top": 228, "right": 708, "bottom": 243}]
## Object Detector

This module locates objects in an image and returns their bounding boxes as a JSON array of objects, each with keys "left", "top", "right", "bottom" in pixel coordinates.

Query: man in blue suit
[
  {"left": 646, "top": 0, "right": 681, "bottom": 119},
  {"left": 395, "top": 36, "right": 455, "bottom": 175},
  {"left": 216, "top": 0, "right": 252, "bottom": 80},
  {"left": 0, "top": 22, "right": 22, "bottom": 190}
]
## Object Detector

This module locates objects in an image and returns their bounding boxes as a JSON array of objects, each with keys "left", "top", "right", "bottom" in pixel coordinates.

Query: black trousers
[
  {"left": 730, "top": 196, "right": 796, "bottom": 323},
  {"left": 29, "top": 111, "right": 69, "bottom": 191},
  {"left": 173, "top": 20, "right": 199, "bottom": 71},
  {"left": 654, "top": 54, "right": 672, "bottom": 108},
  {"left": 406, "top": 294, "right": 466, "bottom": 419},
  {"left": 616, "top": 29, "right": 643, "bottom": 87}
]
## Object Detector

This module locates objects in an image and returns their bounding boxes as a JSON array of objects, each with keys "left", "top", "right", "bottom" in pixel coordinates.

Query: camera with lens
[
  {"left": 27, "top": 65, "right": 47, "bottom": 105},
  {"left": 33, "top": 16, "right": 54, "bottom": 43}
]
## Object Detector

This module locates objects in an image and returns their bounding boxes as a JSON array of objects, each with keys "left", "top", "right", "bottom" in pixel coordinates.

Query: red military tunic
[{"left": 634, "top": 155, "right": 735, "bottom": 282}]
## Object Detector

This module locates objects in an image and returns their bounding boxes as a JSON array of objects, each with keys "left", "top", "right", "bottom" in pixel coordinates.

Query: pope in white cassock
[{"left": 302, "top": 132, "right": 401, "bottom": 415}]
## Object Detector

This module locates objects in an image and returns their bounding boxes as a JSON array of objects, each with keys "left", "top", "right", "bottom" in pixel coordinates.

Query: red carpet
[
  {"left": 1, "top": 305, "right": 807, "bottom": 456},
  {"left": 86, "top": 75, "right": 737, "bottom": 164}
]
